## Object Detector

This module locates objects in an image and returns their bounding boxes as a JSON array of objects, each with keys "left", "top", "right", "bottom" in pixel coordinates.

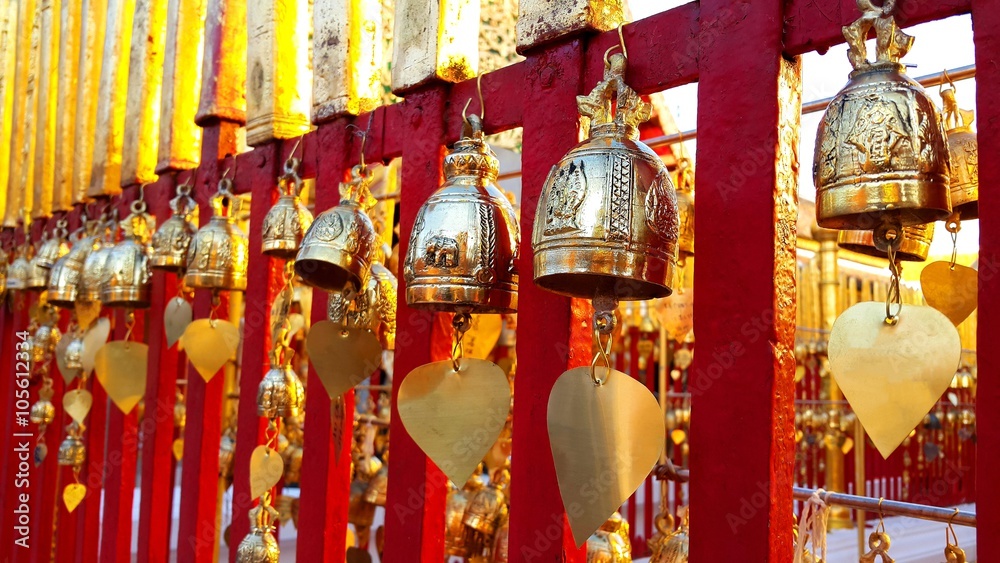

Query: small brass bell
[
  {"left": 101, "top": 200, "right": 155, "bottom": 308},
  {"left": 262, "top": 158, "right": 313, "bottom": 259},
  {"left": 29, "top": 396, "right": 56, "bottom": 425},
  {"left": 80, "top": 214, "right": 117, "bottom": 302},
  {"left": 256, "top": 323, "right": 304, "bottom": 418},
  {"left": 941, "top": 86, "right": 978, "bottom": 220},
  {"left": 675, "top": 159, "right": 694, "bottom": 263},
  {"left": 650, "top": 509, "right": 689, "bottom": 563},
  {"left": 65, "top": 337, "right": 85, "bottom": 370},
  {"left": 491, "top": 514, "right": 509, "bottom": 563},
  {"left": 295, "top": 165, "right": 379, "bottom": 292},
  {"left": 151, "top": 182, "right": 198, "bottom": 271},
  {"left": 372, "top": 244, "right": 397, "bottom": 350},
  {"left": 35, "top": 220, "right": 70, "bottom": 269},
  {"left": 6, "top": 247, "right": 29, "bottom": 291},
  {"left": 25, "top": 245, "right": 51, "bottom": 291},
  {"left": 404, "top": 114, "right": 519, "bottom": 313},
  {"left": 218, "top": 427, "right": 237, "bottom": 485},
  {"left": 31, "top": 323, "right": 61, "bottom": 365},
  {"left": 185, "top": 177, "right": 249, "bottom": 291},
  {"left": 462, "top": 468, "right": 509, "bottom": 536},
  {"left": 446, "top": 472, "right": 486, "bottom": 556},
  {"left": 533, "top": 52, "right": 677, "bottom": 300},
  {"left": 235, "top": 504, "right": 281, "bottom": 563},
  {"left": 57, "top": 429, "right": 87, "bottom": 467},
  {"left": 838, "top": 222, "right": 934, "bottom": 262},
  {"left": 48, "top": 228, "right": 101, "bottom": 308},
  {"left": 814, "top": 0, "right": 950, "bottom": 230}
]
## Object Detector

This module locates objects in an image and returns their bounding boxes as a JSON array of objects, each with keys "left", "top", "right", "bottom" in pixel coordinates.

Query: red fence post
[
  {"left": 508, "top": 38, "right": 588, "bottom": 562},
  {"left": 688, "top": 0, "right": 798, "bottom": 559},
  {"left": 383, "top": 87, "right": 449, "bottom": 560},
  {"left": 972, "top": 0, "right": 999, "bottom": 553}
]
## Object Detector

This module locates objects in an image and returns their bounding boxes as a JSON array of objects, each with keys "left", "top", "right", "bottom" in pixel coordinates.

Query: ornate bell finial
[
  {"left": 295, "top": 165, "right": 379, "bottom": 293},
  {"left": 48, "top": 222, "right": 102, "bottom": 308},
  {"left": 838, "top": 221, "right": 934, "bottom": 262},
  {"left": 814, "top": 0, "right": 951, "bottom": 231},
  {"left": 35, "top": 220, "right": 70, "bottom": 269},
  {"left": 533, "top": 51, "right": 678, "bottom": 300},
  {"left": 101, "top": 200, "right": 155, "bottom": 308},
  {"left": 185, "top": 177, "right": 250, "bottom": 291},
  {"left": 940, "top": 83, "right": 978, "bottom": 220},
  {"left": 404, "top": 114, "right": 519, "bottom": 313},
  {"left": 151, "top": 181, "right": 198, "bottom": 271},
  {"left": 262, "top": 157, "right": 313, "bottom": 259}
]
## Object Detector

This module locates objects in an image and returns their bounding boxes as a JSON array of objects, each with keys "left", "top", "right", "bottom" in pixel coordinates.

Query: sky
[{"left": 627, "top": 1, "right": 980, "bottom": 257}]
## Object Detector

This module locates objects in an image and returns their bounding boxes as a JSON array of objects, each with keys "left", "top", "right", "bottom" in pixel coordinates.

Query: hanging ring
[
  {"left": 286, "top": 136, "right": 303, "bottom": 169},
  {"left": 616, "top": 22, "right": 628, "bottom": 59},
  {"left": 451, "top": 312, "right": 472, "bottom": 372}
]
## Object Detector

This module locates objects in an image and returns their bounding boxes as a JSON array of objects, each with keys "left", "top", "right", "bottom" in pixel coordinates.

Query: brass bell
[
  {"left": 65, "top": 336, "right": 85, "bottom": 370},
  {"left": 650, "top": 509, "right": 689, "bottom": 563},
  {"left": 838, "top": 222, "right": 934, "bottom": 262},
  {"left": 48, "top": 228, "right": 101, "bottom": 308},
  {"left": 101, "top": 200, "right": 155, "bottom": 308},
  {"left": 235, "top": 504, "right": 281, "bottom": 563},
  {"left": 586, "top": 530, "right": 630, "bottom": 563},
  {"left": 185, "top": 177, "right": 249, "bottom": 291},
  {"left": 675, "top": 159, "right": 694, "bottom": 263},
  {"left": 35, "top": 220, "right": 70, "bottom": 269},
  {"left": 404, "top": 114, "right": 519, "bottom": 313},
  {"left": 79, "top": 214, "right": 117, "bottom": 302},
  {"left": 533, "top": 52, "right": 677, "bottom": 300},
  {"left": 57, "top": 428, "right": 87, "bottom": 467},
  {"left": 462, "top": 468, "right": 509, "bottom": 536},
  {"left": 372, "top": 244, "right": 397, "bottom": 350},
  {"left": 25, "top": 244, "right": 51, "bottom": 291},
  {"left": 814, "top": 0, "right": 950, "bottom": 230},
  {"left": 31, "top": 323, "right": 61, "bottom": 365},
  {"left": 446, "top": 472, "right": 486, "bottom": 556},
  {"left": 262, "top": 158, "right": 313, "bottom": 259},
  {"left": 491, "top": 514, "right": 510, "bottom": 563},
  {"left": 256, "top": 325, "right": 305, "bottom": 418},
  {"left": 29, "top": 388, "right": 56, "bottom": 425},
  {"left": 6, "top": 247, "right": 29, "bottom": 291},
  {"left": 295, "top": 165, "right": 379, "bottom": 293},
  {"left": 218, "top": 426, "right": 237, "bottom": 486},
  {"left": 941, "top": 85, "right": 978, "bottom": 220},
  {"left": 150, "top": 182, "right": 198, "bottom": 271}
]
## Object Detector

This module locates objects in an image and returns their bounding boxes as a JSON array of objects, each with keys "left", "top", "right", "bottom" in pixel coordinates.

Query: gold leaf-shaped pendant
[
  {"left": 306, "top": 321, "right": 382, "bottom": 399},
  {"left": 63, "top": 483, "right": 87, "bottom": 512},
  {"left": 164, "top": 297, "right": 193, "bottom": 348},
  {"left": 250, "top": 445, "right": 284, "bottom": 499},
  {"left": 398, "top": 358, "right": 511, "bottom": 485},
  {"left": 94, "top": 341, "right": 148, "bottom": 413},
  {"left": 81, "top": 318, "right": 111, "bottom": 376},
  {"left": 180, "top": 319, "right": 240, "bottom": 382},
  {"left": 920, "top": 261, "right": 978, "bottom": 326},
  {"left": 548, "top": 366, "right": 664, "bottom": 545},
  {"left": 829, "top": 302, "right": 961, "bottom": 458},
  {"left": 63, "top": 389, "right": 93, "bottom": 424}
]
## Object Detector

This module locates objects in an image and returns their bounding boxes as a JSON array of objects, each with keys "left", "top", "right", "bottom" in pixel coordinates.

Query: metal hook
[{"left": 617, "top": 22, "right": 628, "bottom": 59}]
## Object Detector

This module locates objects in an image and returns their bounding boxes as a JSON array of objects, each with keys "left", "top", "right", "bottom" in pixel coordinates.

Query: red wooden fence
[{"left": 1, "top": 0, "right": 995, "bottom": 561}]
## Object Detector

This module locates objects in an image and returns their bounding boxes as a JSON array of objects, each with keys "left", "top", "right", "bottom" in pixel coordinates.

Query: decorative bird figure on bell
[
  {"left": 151, "top": 181, "right": 198, "bottom": 272},
  {"left": 185, "top": 177, "right": 249, "bottom": 292},
  {"left": 532, "top": 50, "right": 678, "bottom": 301},
  {"left": 404, "top": 114, "right": 519, "bottom": 314},
  {"left": 101, "top": 200, "right": 155, "bottom": 308},
  {"left": 262, "top": 157, "right": 313, "bottom": 259},
  {"left": 814, "top": 0, "right": 951, "bottom": 231},
  {"left": 295, "top": 165, "right": 379, "bottom": 293}
]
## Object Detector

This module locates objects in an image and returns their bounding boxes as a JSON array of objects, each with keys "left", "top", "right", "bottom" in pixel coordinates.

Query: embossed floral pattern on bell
[
  {"left": 185, "top": 178, "right": 250, "bottom": 291},
  {"left": 941, "top": 86, "right": 978, "bottom": 220},
  {"left": 262, "top": 157, "right": 313, "bottom": 259},
  {"left": 101, "top": 201, "right": 155, "bottom": 308},
  {"left": 404, "top": 114, "right": 519, "bottom": 314},
  {"left": 814, "top": 0, "right": 951, "bottom": 230},
  {"left": 151, "top": 182, "right": 198, "bottom": 271},
  {"left": 295, "top": 165, "right": 379, "bottom": 293},
  {"left": 838, "top": 221, "right": 934, "bottom": 262},
  {"left": 533, "top": 52, "right": 677, "bottom": 300}
]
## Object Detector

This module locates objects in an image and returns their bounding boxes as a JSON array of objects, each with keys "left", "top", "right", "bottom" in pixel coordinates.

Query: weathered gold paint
[
  {"left": 52, "top": 0, "right": 80, "bottom": 211},
  {"left": 32, "top": 0, "right": 59, "bottom": 218},
  {"left": 196, "top": 0, "right": 245, "bottom": 125},
  {"left": 312, "top": 0, "right": 382, "bottom": 123},
  {"left": 4, "top": 0, "right": 39, "bottom": 226},
  {"left": 121, "top": 0, "right": 167, "bottom": 186},
  {"left": 157, "top": 0, "right": 205, "bottom": 172},
  {"left": 71, "top": 0, "right": 108, "bottom": 204},
  {"left": 0, "top": 0, "right": 19, "bottom": 219},
  {"left": 88, "top": 0, "right": 135, "bottom": 197},
  {"left": 515, "top": 0, "right": 622, "bottom": 52},
  {"left": 245, "top": 0, "right": 312, "bottom": 146},
  {"left": 390, "top": 0, "right": 479, "bottom": 94}
]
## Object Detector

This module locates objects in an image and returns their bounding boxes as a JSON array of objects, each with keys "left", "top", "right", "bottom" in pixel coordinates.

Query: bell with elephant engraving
[
  {"left": 404, "top": 114, "right": 519, "bottom": 314},
  {"left": 185, "top": 177, "right": 249, "bottom": 291},
  {"left": 295, "top": 165, "right": 379, "bottom": 293},
  {"left": 262, "top": 157, "right": 313, "bottom": 259},
  {"left": 101, "top": 200, "right": 155, "bottom": 308},
  {"left": 838, "top": 221, "right": 934, "bottom": 262},
  {"left": 814, "top": 0, "right": 951, "bottom": 232},
  {"left": 532, "top": 51, "right": 677, "bottom": 301},
  {"left": 151, "top": 182, "right": 198, "bottom": 272}
]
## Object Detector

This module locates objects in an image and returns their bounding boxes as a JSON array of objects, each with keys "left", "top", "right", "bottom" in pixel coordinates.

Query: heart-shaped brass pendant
[
  {"left": 63, "top": 389, "right": 93, "bottom": 424},
  {"left": 548, "top": 366, "right": 664, "bottom": 545},
  {"left": 829, "top": 302, "right": 961, "bottom": 458},
  {"left": 94, "top": 341, "right": 148, "bottom": 413},
  {"left": 920, "top": 261, "right": 978, "bottom": 326},
  {"left": 249, "top": 445, "right": 284, "bottom": 499},
  {"left": 63, "top": 483, "right": 87, "bottom": 512},
  {"left": 306, "top": 321, "right": 382, "bottom": 399},
  {"left": 81, "top": 318, "right": 111, "bottom": 376},
  {"left": 75, "top": 301, "right": 101, "bottom": 332},
  {"left": 398, "top": 358, "right": 511, "bottom": 484},
  {"left": 180, "top": 319, "right": 240, "bottom": 381},
  {"left": 164, "top": 297, "right": 193, "bottom": 348}
]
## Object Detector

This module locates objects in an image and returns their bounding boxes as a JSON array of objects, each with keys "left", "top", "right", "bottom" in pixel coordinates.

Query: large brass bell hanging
[
  {"left": 35, "top": 219, "right": 70, "bottom": 269},
  {"left": 941, "top": 80, "right": 978, "bottom": 220},
  {"left": 814, "top": 0, "right": 951, "bottom": 231},
  {"left": 185, "top": 176, "right": 249, "bottom": 291},
  {"left": 838, "top": 221, "right": 934, "bottom": 262},
  {"left": 533, "top": 51, "right": 677, "bottom": 300},
  {"left": 48, "top": 222, "right": 102, "bottom": 308},
  {"left": 295, "top": 164, "right": 378, "bottom": 292},
  {"left": 404, "top": 114, "right": 519, "bottom": 313},
  {"left": 262, "top": 156, "right": 313, "bottom": 259},
  {"left": 151, "top": 181, "right": 198, "bottom": 271},
  {"left": 101, "top": 199, "right": 155, "bottom": 308}
]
